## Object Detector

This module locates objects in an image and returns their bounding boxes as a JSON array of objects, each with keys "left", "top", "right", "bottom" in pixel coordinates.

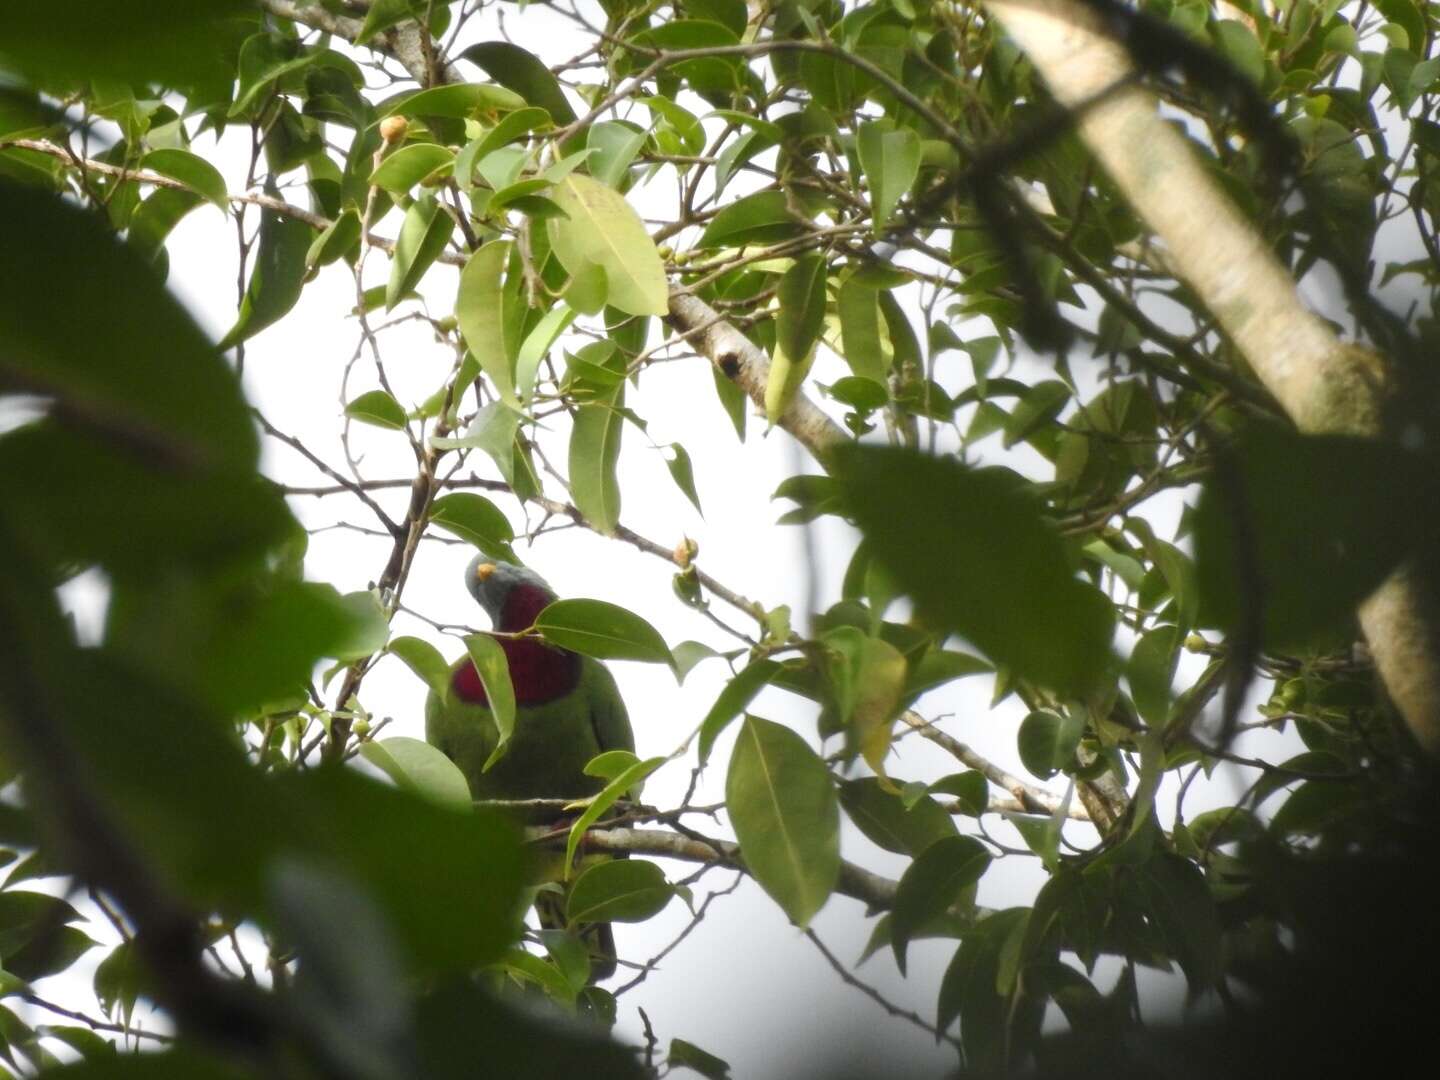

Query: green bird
[{"left": 426, "top": 556, "right": 634, "bottom": 981}]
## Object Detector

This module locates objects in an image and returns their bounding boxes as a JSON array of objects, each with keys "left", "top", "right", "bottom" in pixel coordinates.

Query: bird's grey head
[{"left": 465, "top": 556, "right": 556, "bottom": 626}]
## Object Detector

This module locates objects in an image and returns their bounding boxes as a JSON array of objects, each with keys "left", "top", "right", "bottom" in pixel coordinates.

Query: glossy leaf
[
  {"left": 547, "top": 174, "right": 668, "bottom": 317},
  {"left": 534, "top": 599, "right": 674, "bottom": 668},
  {"left": 565, "top": 756, "right": 667, "bottom": 868},
  {"left": 345, "top": 389, "right": 407, "bottom": 430},
  {"left": 360, "top": 736, "right": 473, "bottom": 812},
  {"left": 370, "top": 143, "right": 455, "bottom": 193},
  {"left": 837, "top": 274, "right": 887, "bottom": 383},
  {"left": 857, "top": 121, "right": 920, "bottom": 228},
  {"left": 387, "top": 193, "right": 452, "bottom": 310},
  {"left": 588, "top": 121, "right": 647, "bottom": 188},
  {"left": 1017, "top": 709, "right": 1083, "bottom": 780},
  {"left": 775, "top": 254, "right": 827, "bottom": 373},
  {"left": 455, "top": 241, "right": 519, "bottom": 404},
  {"left": 219, "top": 192, "right": 311, "bottom": 349},
  {"left": 141, "top": 148, "right": 227, "bottom": 210},
  {"left": 665, "top": 443, "right": 704, "bottom": 515},
  {"left": 387, "top": 635, "right": 452, "bottom": 697},
  {"left": 569, "top": 377, "right": 625, "bottom": 534},
  {"left": 460, "top": 42, "right": 579, "bottom": 127},
  {"left": 726, "top": 717, "right": 840, "bottom": 927},
  {"left": 834, "top": 446, "right": 1115, "bottom": 695},
  {"left": 463, "top": 634, "right": 517, "bottom": 769},
  {"left": 839, "top": 778, "right": 957, "bottom": 857},
  {"left": 890, "top": 835, "right": 990, "bottom": 973},
  {"left": 698, "top": 658, "right": 782, "bottom": 765},
  {"left": 567, "top": 859, "right": 674, "bottom": 924},
  {"left": 697, "top": 190, "right": 806, "bottom": 248},
  {"left": 428, "top": 493, "right": 517, "bottom": 562}
]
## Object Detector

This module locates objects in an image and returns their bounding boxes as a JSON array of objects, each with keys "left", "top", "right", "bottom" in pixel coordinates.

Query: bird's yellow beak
[{"left": 474, "top": 561, "right": 498, "bottom": 583}]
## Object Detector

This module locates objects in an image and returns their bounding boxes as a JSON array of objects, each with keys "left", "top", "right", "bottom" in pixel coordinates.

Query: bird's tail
[{"left": 534, "top": 888, "right": 617, "bottom": 983}]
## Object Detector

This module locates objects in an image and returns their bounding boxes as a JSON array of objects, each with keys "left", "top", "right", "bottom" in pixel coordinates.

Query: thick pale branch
[
  {"left": 666, "top": 287, "right": 847, "bottom": 465},
  {"left": 985, "top": 0, "right": 1440, "bottom": 754}
]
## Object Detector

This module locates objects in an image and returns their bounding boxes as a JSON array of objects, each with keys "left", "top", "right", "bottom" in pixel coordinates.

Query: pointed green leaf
[
  {"left": 460, "top": 42, "right": 579, "bottom": 127},
  {"left": 1003, "top": 379, "right": 1070, "bottom": 448},
  {"left": 837, "top": 274, "right": 887, "bottom": 382},
  {"left": 588, "top": 120, "right": 647, "bottom": 188},
  {"left": 668, "top": 1039, "right": 732, "bottom": 1080},
  {"left": 857, "top": 121, "right": 921, "bottom": 228},
  {"left": 141, "top": 148, "right": 227, "bottom": 211},
  {"left": 547, "top": 174, "right": 668, "bottom": 316},
  {"left": 565, "top": 756, "right": 667, "bottom": 869},
  {"left": 698, "top": 659, "right": 782, "bottom": 765},
  {"left": 726, "top": 716, "right": 840, "bottom": 927},
  {"left": 345, "top": 389, "right": 408, "bottom": 430},
  {"left": 219, "top": 195, "right": 310, "bottom": 349},
  {"left": 838, "top": 777, "right": 957, "bottom": 857},
  {"left": 1127, "top": 625, "right": 1182, "bottom": 726},
  {"left": 387, "top": 635, "right": 451, "bottom": 697},
  {"left": 306, "top": 208, "right": 361, "bottom": 270},
  {"left": 567, "top": 859, "right": 674, "bottom": 924},
  {"left": 833, "top": 446, "right": 1116, "bottom": 695},
  {"left": 516, "top": 302, "right": 579, "bottom": 401},
  {"left": 891, "top": 835, "right": 990, "bottom": 973},
  {"left": 697, "top": 190, "right": 805, "bottom": 248},
  {"left": 463, "top": 634, "right": 516, "bottom": 770},
  {"left": 387, "top": 193, "right": 452, "bottom": 310},
  {"left": 360, "top": 736, "right": 473, "bottom": 812},
  {"left": 428, "top": 493, "right": 517, "bottom": 562},
  {"left": 456, "top": 241, "right": 519, "bottom": 404},
  {"left": 534, "top": 599, "right": 673, "bottom": 667},
  {"left": 1017, "top": 709, "right": 1083, "bottom": 780},
  {"left": 472, "top": 106, "right": 553, "bottom": 164},
  {"left": 569, "top": 380, "right": 625, "bottom": 534},
  {"left": 357, "top": 0, "right": 420, "bottom": 44},
  {"left": 664, "top": 443, "right": 704, "bottom": 516},
  {"left": 775, "top": 254, "right": 827, "bottom": 374},
  {"left": 370, "top": 142, "right": 455, "bottom": 193}
]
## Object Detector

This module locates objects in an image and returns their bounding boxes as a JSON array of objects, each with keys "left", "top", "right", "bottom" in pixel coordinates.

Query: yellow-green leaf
[{"left": 547, "top": 174, "right": 667, "bottom": 317}]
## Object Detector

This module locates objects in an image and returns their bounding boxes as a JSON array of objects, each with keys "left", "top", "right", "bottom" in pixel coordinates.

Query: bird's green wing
[{"left": 584, "top": 658, "right": 634, "bottom": 756}]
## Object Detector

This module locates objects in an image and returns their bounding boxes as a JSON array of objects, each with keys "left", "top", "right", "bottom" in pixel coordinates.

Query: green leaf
[
  {"left": 380, "top": 83, "right": 528, "bottom": 122},
  {"left": 837, "top": 274, "right": 887, "bottom": 383},
  {"left": 0, "top": 1, "right": 249, "bottom": 91},
  {"left": 472, "top": 106, "right": 552, "bottom": 164},
  {"left": 1133, "top": 853, "right": 1222, "bottom": 989},
  {"left": 127, "top": 187, "right": 203, "bottom": 265},
  {"left": 667, "top": 1038, "right": 732, "bottom": 1080},
  {"left": 665, "top": 443, "right": 704, "bottom": 515},
  {"left": 219, "top": 191, "right": 311, "bottom": 349},
  {"left": 455, "top": 241, "right": 519, "bottom": 405},
  {"left": 463, "top": 634, "right": 517, "bottom": 769},
  {"left": 141, "top": 148, "right": 227, "bottom": 211},
  {"left": 569, "top": 379, "right": 626, "bottom": 534},
  {"left": 345, "top": 389, "right": 408, "bottom": 430},
  {"left": 1003, "top": 379, "right": 1070, "bottom": 448},
  {"left": 726, "top": 716, "right": 840, "bottom": 927},
  {"left": 567, "top": 859, "right": 674, "bottom": 923},
  {"left": 1127, "top": 625, "right": 1181, "bottom": 726},
  {"left": 857, "top": 121, "right": 921, "bottom": 228},
  {"left": 673, "top": 640, "right": 723, "bottom": 681},
  {"left": 357, "top": 0, "right": 422, "bottom": 44},
  {"left": 698, "top": 659, "right": 783, "bottom": 765},
  {"left": 903, "top": 649, "right": 991, "bottom": 702},
  {"left": 1194, "top": 428, "right": 1431, "bottom": 649},
  {"left": 890, "top": 835, "right": 990, "bottom": 973},
  {"left": 534, "top": 599, "right": 673, "bottom": 667},
  {"left": 306, "top": 208, "right": 361, "bottom": 270},
  {"left": 460, "top": 42, "right": 579, "bottom": 127},
  {"left": 929, "top": 771, "right": 989, "bottom": 816},
  {"left": 547, "top": 174, "right": 668, "bottom": 317},
  {"left": 697, "top": 190, "right": 806, "bottom": 248},
  {"left": 833, "top": 446, "right": 1116, "bottom": 695},
  {"left": 387, "top": 635, "right": 452, "bottom": 697},
  {"left": 839, "top": 777, "right": 957, "bottom": 857},
  {"left": 387, "top": 193, "right": 452, "bottom": 310},
  {"left": 936, "top": 908, "right": 1032, "bottom": 1061},
  {"left": 588, "top": 121, "right": 647, "bottom": 188},
  {"left": 516, "top": 302, "right": 578, "bottom": 402},
  {"left": 1017, "top": 709, "right": 1083, "bottom": 780},
  {"left": 0, "top": 180, "right": 258, "bottom": 470},
  {"left": 360, "top": 736, "right": 473, "bottom": 811},
  {"left": 565, "top": 756, "right": 667, "bottom": 868},
  {"left": 428, "top": 493, "right": 517, "bottom": 562},
  {"left": 370, "top": 143, "right": 455, "bottom": 193},
  {"left": 775, "top": 254, "right": 827, "bottom": 377}
]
